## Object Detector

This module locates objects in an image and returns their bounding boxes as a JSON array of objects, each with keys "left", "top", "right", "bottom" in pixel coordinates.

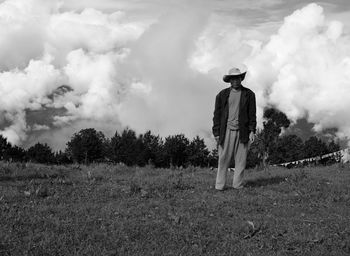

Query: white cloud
[
  {"left": 0, "top": 56, "right": 63, "bottom": 144},
  {"left": 0, "top": 0, "right": 147, "bottom": 146},
  {"left": 32, "top": 124, "right": 50, "bottom": 131},
  {"left": 0, "top": 111, "right": 28, "bottom": 144},
  {"left": 63, "top": 49, "right": 125, "bottom": 120},
  {"left": 189, "top": 3, "right": 350, "bottom": 144},
  {"left": 245, "top": 3, "right": 350, "bottom": 140},
  {"left": 0, "top": 0, "right": 57, "bottom": 70},
  {"left": 189, "top": 17, "right": 247, "bottom": 74},
  {"left": 1, "top": 0, "right": 350, "bottom": 150},
  {"left": 47, "top": 8, "right": 146, "bottom": 65},
  {"left": 116, "top": 7, "right": 216, "bottom": 140}
]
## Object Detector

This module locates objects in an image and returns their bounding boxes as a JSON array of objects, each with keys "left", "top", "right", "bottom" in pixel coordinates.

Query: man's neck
[{"left": 230, "top": 84, "right": 242, "bottom": 91}]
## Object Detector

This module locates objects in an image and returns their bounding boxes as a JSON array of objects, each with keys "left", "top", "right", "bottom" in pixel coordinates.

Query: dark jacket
[{"left": 212, "top": 86, "right": 256, "bottom": 145}]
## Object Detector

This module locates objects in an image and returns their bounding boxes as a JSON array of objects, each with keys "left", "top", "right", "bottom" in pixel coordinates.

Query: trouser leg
[
  {"left": 215, "top": 129, "right": 235, "bottom": 190},
  {"left": 232, "top": 134, "right": 249, "bottom": 189}
]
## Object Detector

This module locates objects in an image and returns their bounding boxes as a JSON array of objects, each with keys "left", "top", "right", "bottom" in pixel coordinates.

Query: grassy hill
[{"left": 0, "top": 162, "right": 350, "bottom": 255}]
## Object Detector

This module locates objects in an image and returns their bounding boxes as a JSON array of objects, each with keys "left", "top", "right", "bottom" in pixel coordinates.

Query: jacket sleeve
[
  {"left": 212, "top": 92, "right": 222, "bottom": 137},
  {"left": 248, "top": 91, "right": 257, "bottom": 134}
]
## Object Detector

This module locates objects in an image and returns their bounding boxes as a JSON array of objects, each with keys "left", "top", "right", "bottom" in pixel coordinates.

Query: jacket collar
[{"left": 223, "top": 86, "right": 248, "bottom": 105}]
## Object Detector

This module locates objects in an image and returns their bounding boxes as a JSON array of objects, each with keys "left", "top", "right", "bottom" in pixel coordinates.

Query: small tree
[
  {"left": 256, "top": 108, "right": 291, "bottom": 169},
  {"left": 140, "top": 131, "right": 164, "bottom": 167},
  {"left": 187, "top": 136, "right": 210, "bottom": 167},
  {"left": 327, "top": 140, "right": 340, "bottom": 153},
  {"left": 0, "top": 135, "right": 11, "bottom": 160},
  {"left": 111, "top": 128, "right": 140, "bottom": 166},
  {"left": 246, "top": 140, "right": 261, "bottom": 169},
  {"left": 26, "top": 143, "right": 54, "bottom": 164},
  {"left": 302, "top": 136, "right": 328, "bottom": 158},
  {"left": 269, "top": 134, "right": 304, "bottom": 164},
  {"left": 66, "top": 128, "right": 106, "bottom": 164},
  {"left": 208, "top": 148, "right": 218, "bottom": 168},
  {"left": 5, "top": 145, "right": 26, "bottom": 162},
  {"left": 163, "top": 134, "right": 190, "bottom": 168},
  {"left": 54, "top": 150, "right": 73, "bottom": 165}
]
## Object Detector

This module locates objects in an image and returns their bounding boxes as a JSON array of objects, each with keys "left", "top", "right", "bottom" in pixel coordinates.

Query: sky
[{"left": 0, "top": 0, "right": 350, "bottom": 150}]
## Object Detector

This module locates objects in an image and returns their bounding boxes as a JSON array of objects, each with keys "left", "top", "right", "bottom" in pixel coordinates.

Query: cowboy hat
[{"left": 223, "top": 67, "right": 246, "bottom": 83}]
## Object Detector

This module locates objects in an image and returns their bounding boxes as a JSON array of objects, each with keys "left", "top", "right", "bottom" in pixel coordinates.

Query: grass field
[{"left": 0, "top": 161, "right": 350, "bottom": 255}]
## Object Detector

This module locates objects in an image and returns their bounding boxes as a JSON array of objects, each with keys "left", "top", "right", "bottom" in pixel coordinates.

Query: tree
[
  {"left": 302, "top": 136, "right": 328, "bottom": 158},
  {"left": 0, "top": 135, "right": 11, "bottom": 160},
  {"left": 327, "top": 140, "right": 340, "bottom": 153},
  {"left": 26, "top": 143, "right": 54, "bottom": 164},
  {"left": 208, "top": 148, "right": 219, "bottom": 168},
  {"left": 256, "top": 108, "right": 291, "bottom": 168},
  {"left": 5, "top": 145, "right": 26, "bottom": 162},
  {"left": 134, "top": 135, "right": 147, "bottom": 166},
  {"left": 111, "top": 129, "right": 167, "bottom": 167},
  {"left": 187, "top": 136, "right": 210, "bottom": 167},
  {"left": 163, "top": 134, "right": 190, "bottom": 167},
  {"left": 320, "top": 140, "right": 341, "bottom": 165},
  {"left": 269, "top": 134, "right": 304, "bottom": 164},
  {"left": 246, "top": 141, "right": 261, "bottom": 169},
  {"left": 54, "top": 150, "right": 73, "bottom": 165},
  {"left": 140, "top": 131, "right": 164, "bottom": 167},
  {"left": 66, "top": 128, "right": 106, "bottom": 164},
  {"left": 101, "top": 138, "right": 114, "bottom": 163},
  {"left": 111, "top": 128, "right": 140, "bottom": 166}
]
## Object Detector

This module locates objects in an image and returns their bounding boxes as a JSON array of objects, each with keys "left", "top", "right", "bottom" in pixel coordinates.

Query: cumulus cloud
[
  {"left": 117, "top": 7, "right": 217, "bottom": 146},
  {"left": 47, "top": 7, "right": 146, "bottom": 65},
  {"left": 0, "top": 111, "right": 28, "bottom": 144},
  {"left": 189, "top": 16, "right": 251, "bottom": 74},
  {"left": 0, "top": 0, "right": 147, "bottom": 146},
  {"left": 191, "top": 3, "right": 350, "bottom": 144},
  {"left": 245, "top": 3, "right": 350, "bottom": 141},
  {"left": 1, "top": 0, "right": 350, "bottom": 150},
  {"left": 0, "top": 56, "right": 63, "bottom": 143},
  {"left": 32, "top": 124, "right": 50, "bottom": 131},
  {"left": 0, "top": 0, "right": 217, "bottom": 149},
  {"left": 0, "top": 0, "right": 57, "bottom": 70}
]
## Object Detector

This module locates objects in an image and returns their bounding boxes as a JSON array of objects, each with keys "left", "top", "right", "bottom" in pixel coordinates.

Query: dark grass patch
[
  {"left": 245, "top": 175, "right": 287, "bottom": 187},
  {"left": 0, "top": 162, "right": 71, "bottom": 183},
  {"left": 125, "top": 169, "right": 195, "bottom": 199},
  {"left": 0, "top": 173, "right": 63, "bottom": 182}
]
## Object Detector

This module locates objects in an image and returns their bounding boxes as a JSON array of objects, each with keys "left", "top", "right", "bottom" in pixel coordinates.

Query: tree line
[
  {"left": 0, "top": 129, "right": 216, "bottom": 168},
  {"left": 0, "top": 108, "right": 341, "bottom": 168}
]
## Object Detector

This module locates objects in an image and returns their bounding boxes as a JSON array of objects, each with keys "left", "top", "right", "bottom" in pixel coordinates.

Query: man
[{"left": 212, "top": 67, "right": 257, "bottom": 190}]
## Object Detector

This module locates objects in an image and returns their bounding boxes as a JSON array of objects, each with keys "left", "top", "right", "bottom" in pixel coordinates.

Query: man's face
[{"left": 230, "top": 76, "right": 242, "bottom": 88}]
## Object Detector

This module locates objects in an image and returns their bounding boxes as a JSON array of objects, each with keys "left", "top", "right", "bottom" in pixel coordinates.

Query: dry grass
[{"left": 0, "top": 161, "right": 350, "bottom": 255}]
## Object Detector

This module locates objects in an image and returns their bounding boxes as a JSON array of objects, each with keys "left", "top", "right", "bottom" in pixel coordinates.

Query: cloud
[
  {"left": 117, "top": 7, "right": 217, "bottom": 142},
  {"left": 32, "top": 124, "right": 50, "bottom": 131},
  {"left": 188, "top": 14, "right": 266, "bottom": 123},
  {"left": 47, "top": 8, "right": 146, "bottom": 65},
  {"left": 61, "top": 48, "right": 128, "bottom": 122},
  {"left": 0, "top": 0, "right": 217, "bottom": 149},
  {"left": 0, "top": 56, "right": 63, "bottom": 143},
  {"left": 0, "top": 0, "right": 56, "bottom": 70},
  {"left": 190, "top": 3, "right": 350, "bottom": 144},
  {"left": 245, "top": 3, "right": 350, "bottom": 141},
  {"left": 189, "top": 17, "right": 251, "bottom": 74},
  {"left": 1, "top": 0, "right": 350, "bottom": 151},
  {"left": 0, "top": 0, "right": 147, "bottom": 146}
]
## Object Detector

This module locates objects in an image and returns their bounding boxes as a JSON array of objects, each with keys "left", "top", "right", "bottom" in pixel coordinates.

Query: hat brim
[{"left": 223, "top": 72, "right": 246, "bottom": 83}]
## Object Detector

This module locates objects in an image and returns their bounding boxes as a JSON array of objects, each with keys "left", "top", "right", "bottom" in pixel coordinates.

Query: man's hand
[{"left": 249, "top": 132, "right": 255, "bottom": 144}]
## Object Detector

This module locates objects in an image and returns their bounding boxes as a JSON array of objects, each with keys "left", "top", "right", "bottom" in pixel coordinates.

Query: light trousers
[{"left": 215, "top": 129, "right": 249, "bottom": 190}]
